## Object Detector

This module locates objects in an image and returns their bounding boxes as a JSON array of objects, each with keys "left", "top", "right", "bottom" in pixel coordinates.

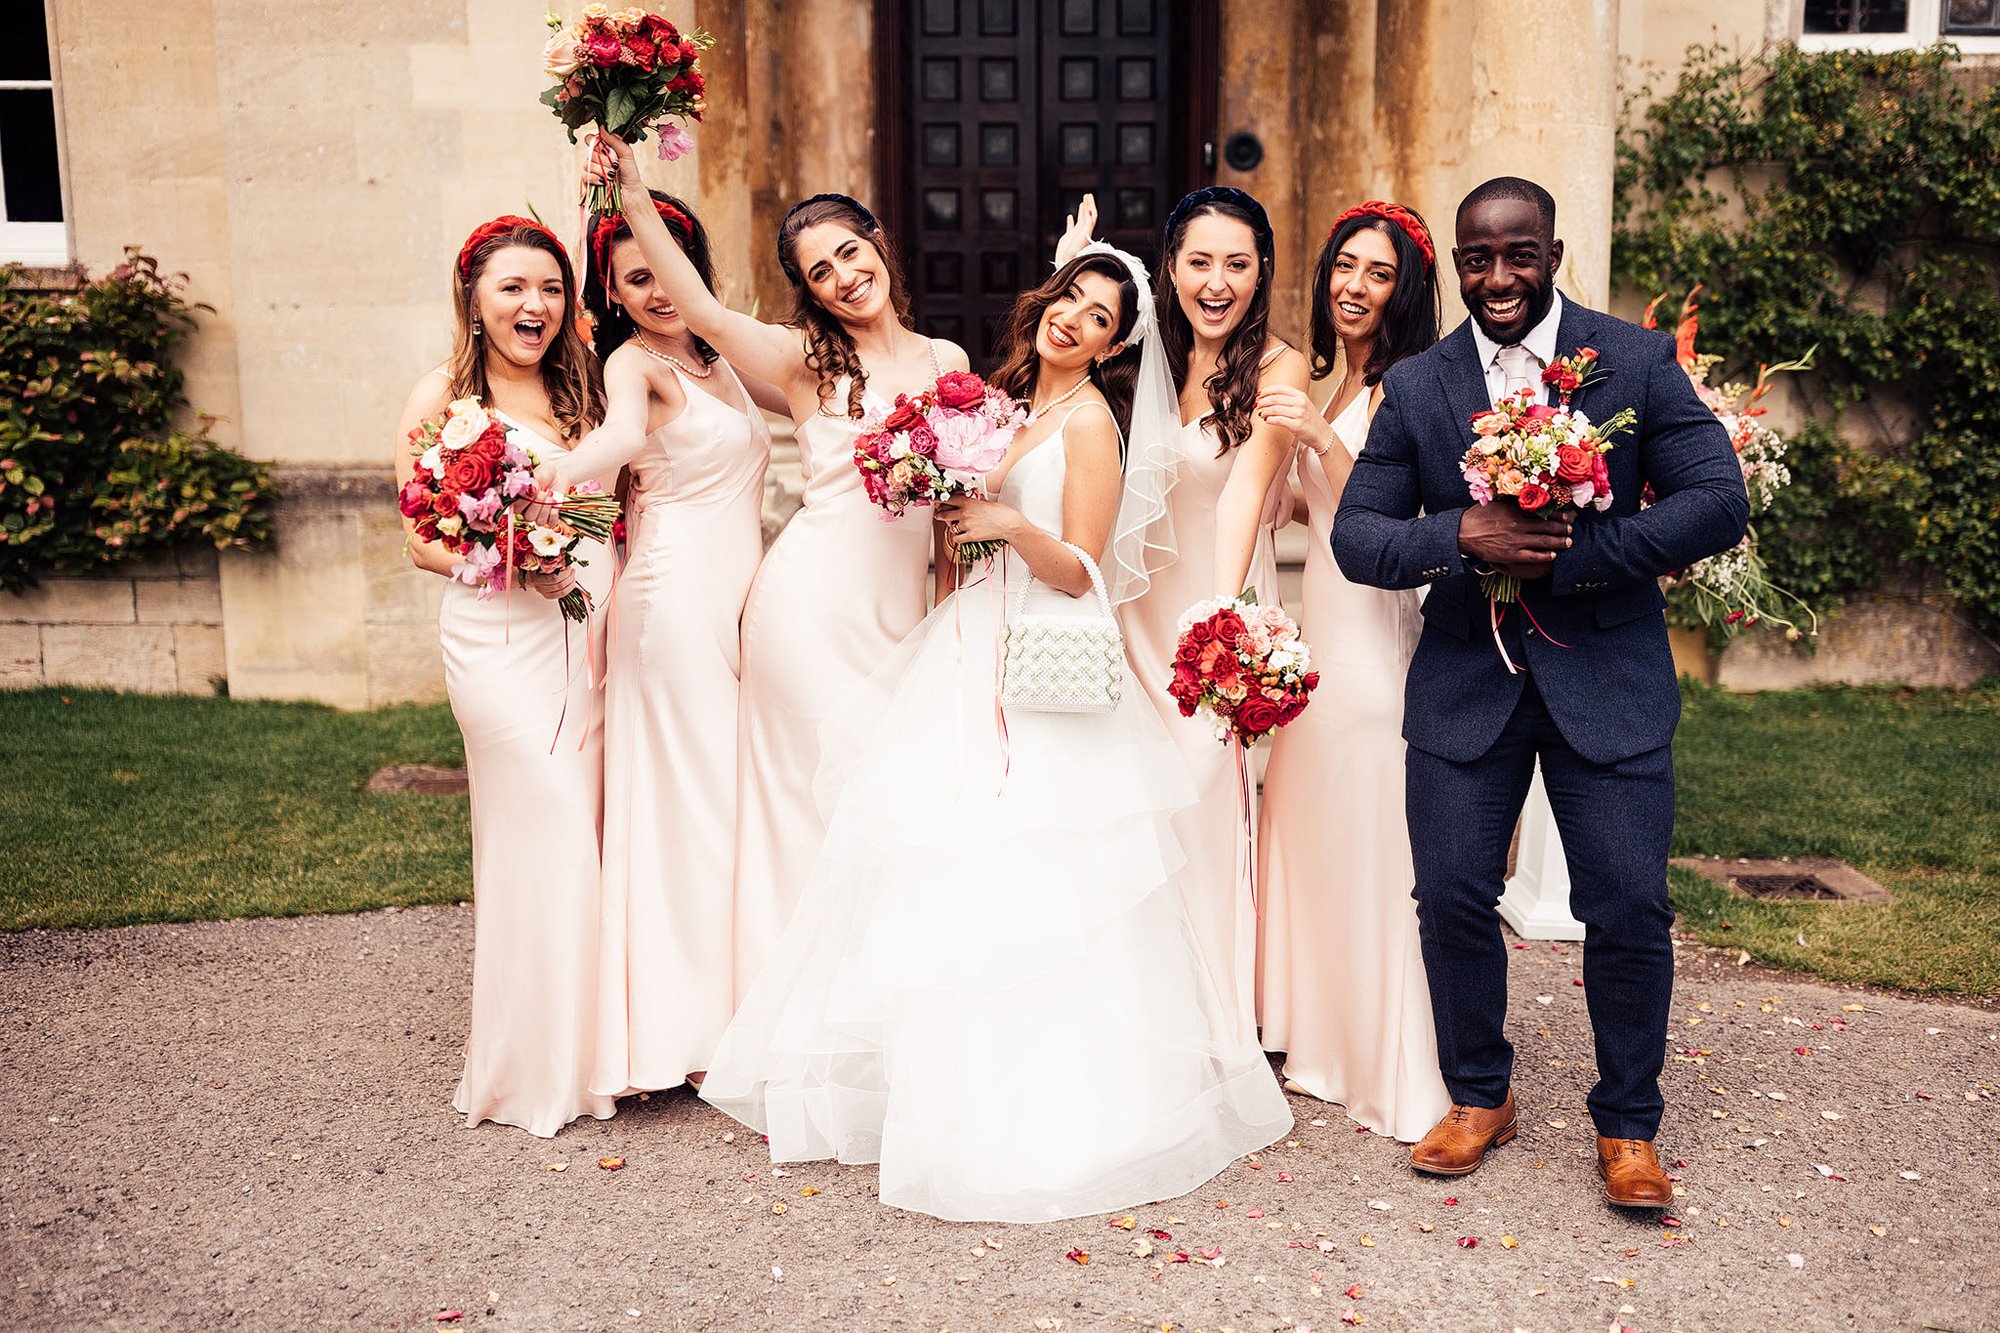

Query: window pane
[
  {"left": 0, "top": 5, "right": 51, "bottom": 81},
  {"left": 1945, "top": 0, "right": 2000, "bottom": 30},
  {"left": 1802, "top": 0, "right": 1910, "bottom": 32},
  {"left": 0, "top": 90, "right": 62, "bottom": 223}
]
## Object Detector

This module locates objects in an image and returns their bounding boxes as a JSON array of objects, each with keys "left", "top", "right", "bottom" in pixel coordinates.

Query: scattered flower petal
[
  {"left": 1786, "top": 1253, "right": 1805, "bottom": 1269},
  {"left": 1065, "top": 1247, "right": 1089, "bottom": 1265},
  {"left": 597, "top": 1156, "right": 624, "bottom": 1171}
]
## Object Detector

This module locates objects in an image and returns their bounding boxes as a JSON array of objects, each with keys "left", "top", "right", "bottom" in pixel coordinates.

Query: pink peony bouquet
[
  {"left": 541, "top": 5, "right": 713, "bottom": 213},
  {"left": 852, "top": 369, "right": 1027, "bottom": 565},
  {"left": 398, "top": 398, "right": 619, "bottom": 621},
  {"left": 1460, "top": 348, "right": 1635, "bottom": 605},
  {"left": 1166, "top": 590, "right": 1319, "bottom": 749}
]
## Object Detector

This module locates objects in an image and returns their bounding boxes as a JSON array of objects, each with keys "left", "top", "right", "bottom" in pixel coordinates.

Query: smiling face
[
  {"left": 606, "top": 237, "right": 687, "bottom": 340},
  {"left": 792, "top": 221, "right": 892, "bottom": 326},
  {"left": 1328, "top": 224, "right": 1400, "bottom": 348},
  {"left": 1035, "top": 270, "right": 1127, "bottom": 376},
  {"left": 1453, "top": 197, "right": 1563, "bottom": 345},
  {"left": 1169, "top": 212, "right": 1262, "bottom": 343},
  {"left": 473, "top": 243, "right": 565, "bottom": 367}
]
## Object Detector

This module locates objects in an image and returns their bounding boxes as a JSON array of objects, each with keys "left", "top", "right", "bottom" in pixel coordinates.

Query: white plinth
[{"left": 1498, "top": 765, "right": 1585, "bottom": 941}]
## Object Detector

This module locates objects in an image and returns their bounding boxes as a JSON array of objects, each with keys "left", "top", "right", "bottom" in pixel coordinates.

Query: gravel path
[{"left": 2, "top": 907, "right": 1992, "bottom": 1332}]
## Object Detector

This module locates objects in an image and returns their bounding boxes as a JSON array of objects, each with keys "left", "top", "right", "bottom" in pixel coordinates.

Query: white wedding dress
[{"left": 701, "top": 404, "right": 1292, "bottom": 1223}]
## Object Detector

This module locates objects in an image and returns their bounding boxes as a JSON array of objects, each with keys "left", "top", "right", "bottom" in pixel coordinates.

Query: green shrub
[
  {"left": 1615, "top": 42, "right": 2000, "bottom": 628},
  {"left": 0, "top": 250, "right": 272, "bottom": 591}
]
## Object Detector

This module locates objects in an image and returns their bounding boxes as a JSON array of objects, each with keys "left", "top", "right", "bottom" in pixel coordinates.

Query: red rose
[
  {"left": 622, "top": 35, "right": 658, "bottom": 70},
  {"left": 399, "top": 478, "right": 432, "bottom": 518},
  {"left": 1524, "top": 403, "right": 1559, "bottom": 422},
  {"left": 1186, "top": 620, "right": 1214, "bottom": 646},
  {"left": 642, "top": 14, "right": 675, "bottom": 41},
  {"left": 472, "top": 436, "right": 506, "bottom": 467},
  {"left": 1235, "top": 696, "right": 1282, "bottom": 736},
  {"left": 933, "top": 370, "right": 987, "bottom": 409},
  {"left": 1211, "top": 610, "right": 1248, "bottom": 650},
  {"left": 1554, "top": 443, "right": 1592, "bottom": 481},
  {"left": 1173, "top": 637, "right": 1202, "bottom": 667},
  {"left": 444, "top": 454, "right": 495, "bottom": 495},
  {"left": 586, "top": 32, "right": 621, "bottom": 67},
  {"left": 1516, "top": 482, "right": 1551, "bottom": 511},
  {"left": 678, "top": 38, "right": 701, "bottom": 64},
  {"left": 883, "top": 397, "right": 921, "bottom": 432},
  {"left": 413, "top": 517, "right": 439, "bottom": 543},
  {"left": 430, "top": 488, "right": 460, "bottom": 518}
]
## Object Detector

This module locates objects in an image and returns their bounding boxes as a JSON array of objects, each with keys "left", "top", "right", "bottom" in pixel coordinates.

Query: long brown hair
[
  {"left": 1308, "top": 208, "right": 1440, "bottom": 385},
  {"left": 584, "top": 191, "right": 719, "bottom": 365},
  {"left": 448, "top": 221, "right": 603, "bottom": 440},
  {"left": 988, "top": 253, "right": 1141, "bottom": 441},
  {"left": 776, "top": 197, "right": 914, "bottom": 419},
  {"left": 1157, "top": 188, "right": 1279, "bottom": 455}
]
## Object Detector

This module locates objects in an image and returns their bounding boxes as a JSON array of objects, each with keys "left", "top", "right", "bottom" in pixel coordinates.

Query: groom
[{"left": 1332, "top": 177, "right": 1747, "bottom": 1207}]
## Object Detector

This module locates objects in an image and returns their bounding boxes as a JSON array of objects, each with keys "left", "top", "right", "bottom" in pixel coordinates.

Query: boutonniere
[{"left": 1542, "top": 347, "right": 1608, "bottom": 407}]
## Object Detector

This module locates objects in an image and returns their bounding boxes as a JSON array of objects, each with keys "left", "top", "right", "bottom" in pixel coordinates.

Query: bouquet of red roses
[
  {"left": 398, "top": 398, "right": 619, "bottom": 621},
  {"left": 1166, "top": 590, "right": 1318, "bottom": 749},
  {"left": 541, "top": 5, "right": 714, "bottom": 213},
  {"left": 853, "top": 369, "right": 1027, "bottom": 565},
  {"left": 1459, "top": 348, "right": 1634, "bottom": 605}
]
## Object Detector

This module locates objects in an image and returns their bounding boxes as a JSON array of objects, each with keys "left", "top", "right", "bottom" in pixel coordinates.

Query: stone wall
[{"left": 1, "top": 549, "right": 227, "bottom": 694}]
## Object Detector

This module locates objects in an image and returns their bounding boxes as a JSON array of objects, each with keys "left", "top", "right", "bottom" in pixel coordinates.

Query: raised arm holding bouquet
[{"left": 542, "top": 4, "right": 712, "bottom": 214}]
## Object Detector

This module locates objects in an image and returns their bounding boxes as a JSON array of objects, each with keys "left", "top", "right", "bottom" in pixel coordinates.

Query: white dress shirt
[{"left": 1470, "top": 289, "right": 1565, "bottom": 406}]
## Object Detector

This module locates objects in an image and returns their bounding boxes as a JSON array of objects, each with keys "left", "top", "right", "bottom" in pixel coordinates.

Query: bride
[{"left": 699, "top": 242, "right": 1291, "bottom": 1223}]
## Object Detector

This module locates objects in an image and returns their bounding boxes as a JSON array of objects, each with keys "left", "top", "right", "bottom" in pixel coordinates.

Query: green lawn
[
  {"left": 3, "top": 682, "right": 1996, "bottom": 995},
  {"left": 0, "top": 689, "right": 469, "bottom": 931},
  {"left": 1669, "top": 680, "right": 2000, "bottom": 995}
]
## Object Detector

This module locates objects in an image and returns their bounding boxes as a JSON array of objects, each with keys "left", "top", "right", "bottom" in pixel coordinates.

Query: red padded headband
[{"left": 1328, "top": 201, "right": 1435, "bottom": 268}]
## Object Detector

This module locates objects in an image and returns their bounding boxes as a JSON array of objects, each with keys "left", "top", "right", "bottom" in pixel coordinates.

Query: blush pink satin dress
[
  {"left": 731, "top": 369, "right": 934, "bottom": 1000},
  {"left": 445, "top": 415, "right": 617, "bottom": 1138},
  {"left": 591, "top": 361, "right": 770, "bottom": 1096},
  {"left": 1255, "top": 392, "right": 1449, "bottom": 1142},
  {"left": 1117, "top": 415, "right": 1284, "bottom": 1048}
]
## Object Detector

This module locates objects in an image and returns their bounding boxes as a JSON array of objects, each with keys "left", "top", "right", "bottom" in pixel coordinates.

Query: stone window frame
[
  {"left": 1, "top": 2, "right": 70, "bottom": 266},
  {"left": 1800, "top": 0, "right": 2000, "bottom": 52}
]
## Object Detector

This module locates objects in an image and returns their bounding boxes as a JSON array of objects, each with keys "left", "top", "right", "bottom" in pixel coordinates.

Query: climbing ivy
[{"left": 1614, "top": 41, "right": 2000, "bottom": 629}]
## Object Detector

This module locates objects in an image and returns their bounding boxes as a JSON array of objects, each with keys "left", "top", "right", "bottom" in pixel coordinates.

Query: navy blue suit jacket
[{"left": 1332, "top": 302, "right": 1748, "bottom": 765}]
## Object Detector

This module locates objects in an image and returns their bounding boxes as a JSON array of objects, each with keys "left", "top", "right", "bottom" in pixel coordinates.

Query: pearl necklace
[
  {"left": 633, "top": 332, "right": 713, "bottom": 378},
  {"left": 1027, "top": 373, "right": 1091, "bottom": 422}
]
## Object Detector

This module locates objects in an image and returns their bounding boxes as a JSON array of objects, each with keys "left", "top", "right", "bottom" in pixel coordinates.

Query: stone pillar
[
  {"left": 1217, "top": 0, "right": 1312, "bottom": 341},
  {"left": 1465, "top": 0, "right": 1622, "bottom": 308}
]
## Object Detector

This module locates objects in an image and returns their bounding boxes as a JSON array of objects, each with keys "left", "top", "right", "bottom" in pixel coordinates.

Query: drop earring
[{"left": 472, "top": 318, "right": 484, "bottom": 337}]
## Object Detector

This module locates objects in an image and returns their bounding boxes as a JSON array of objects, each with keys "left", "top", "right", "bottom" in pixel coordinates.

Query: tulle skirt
[{"left": 701, "top": 577, "right": 1292, "bottom": 1222}]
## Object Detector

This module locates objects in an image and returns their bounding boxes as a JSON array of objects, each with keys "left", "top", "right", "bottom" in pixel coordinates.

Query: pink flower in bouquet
[
  {"left": 585, "top": 31, "right": 622, "bottom": 66},
  {"left": 927, "top": 404, "right": 1010, "bottom": 474},
  {"left": 656, "top": 122, "right": 695, "bottom": 162}
]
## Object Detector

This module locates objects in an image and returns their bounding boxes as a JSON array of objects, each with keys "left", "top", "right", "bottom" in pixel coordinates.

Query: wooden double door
[{"left": 882, "top": 0, "right": 1216, "bottom": 366}]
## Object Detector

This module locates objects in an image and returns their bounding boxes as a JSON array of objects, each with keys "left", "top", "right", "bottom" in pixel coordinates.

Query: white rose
[
  {"left": 439, "top": 410, "right": 485, "bottom": 452},
  {"left": 528, "top": 527, "right": 570, "bottom": 558}
]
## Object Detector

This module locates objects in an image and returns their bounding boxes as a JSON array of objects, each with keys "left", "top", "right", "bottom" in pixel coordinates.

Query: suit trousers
[{"left": 1405, "top": 670, "right": 1676, "bottom": 1141}]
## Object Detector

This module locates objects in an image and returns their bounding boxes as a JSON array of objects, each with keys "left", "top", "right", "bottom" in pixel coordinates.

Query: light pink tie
[{"left": 1496, "top": 343, "right": 1540, "bottom": 401}]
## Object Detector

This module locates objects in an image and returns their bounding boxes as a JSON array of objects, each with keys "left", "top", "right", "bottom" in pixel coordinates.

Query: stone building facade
[{"left": 7, "top": 0, "right": 1996, "bottom": 703}]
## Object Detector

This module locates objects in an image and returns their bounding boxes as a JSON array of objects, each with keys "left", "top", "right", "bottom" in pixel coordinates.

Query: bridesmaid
[
  {"left": 1255, "top": 201, "right": 1451, "bottom": 1140},
  {"left": 1107, "top": 187, "right": 1307, "bottom": 1045},
  {"left": 589, "top": 133, "right": 969, "bottom": 998},
  {"left": 392, "top": 215, "right": 615, "bottom": 1137},
  {"left": 533, "top": 193, "right": 771, "bottom": 1097}
]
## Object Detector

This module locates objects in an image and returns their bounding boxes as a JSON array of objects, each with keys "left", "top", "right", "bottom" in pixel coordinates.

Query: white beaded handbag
[{"left": 999, "top": 542, "right": 1124, "bottom": 714}]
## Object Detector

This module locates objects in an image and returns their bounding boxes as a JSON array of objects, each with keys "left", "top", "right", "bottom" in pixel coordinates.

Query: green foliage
[
  {"left": 0, "top": 250, "right": 273, "bottom": 592},
  {"left": 1615, "top": 42, "right": 2000, "bottom": 628}
]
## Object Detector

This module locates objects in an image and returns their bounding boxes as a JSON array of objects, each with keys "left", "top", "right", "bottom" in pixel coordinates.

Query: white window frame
[
  {"left": 0, "top": 2, "right": 71, "bottom": 266},
  {"left": 1801, "top": 0, "right": 2000, "bottom": 53}
]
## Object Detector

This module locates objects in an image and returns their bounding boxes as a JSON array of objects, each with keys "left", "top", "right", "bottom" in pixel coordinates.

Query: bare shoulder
[
  {"left": 399, "top": 368, "right": 454, "bottom": 424},
  {"left": 931, "top": 338, "right": 972, "bottom": 373},
  {"left": 1260, "top": 341, "right": 1310, "bottom": 386},
  {"left": 1061, "top": 397, "right": 1121, "bottom": 461}
]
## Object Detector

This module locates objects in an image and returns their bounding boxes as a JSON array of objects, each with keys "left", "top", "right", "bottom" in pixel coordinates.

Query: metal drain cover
[{"left": 1671, "top": 856, "right": 1893, "bottom": 903}]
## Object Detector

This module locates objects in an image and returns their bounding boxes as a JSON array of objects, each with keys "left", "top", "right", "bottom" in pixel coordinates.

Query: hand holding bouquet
[
  {"left": 853, "top": 369, "right": 1027, "bottom": 565},
  {"left": 1460, "top": 349, "right": 1634, "bottom": 604},
  {"left": 1166, "top": 590, "right": 1319, "bottom": 749},
  {"left": 541, "top": 5, "right": 713, "bottom": 213},
  {"left": 398, "top": 398, "right": 620, "bottom": 621}
]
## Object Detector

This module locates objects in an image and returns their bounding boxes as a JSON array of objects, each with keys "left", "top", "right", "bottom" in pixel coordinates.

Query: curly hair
[
  {"left": 986, "top": 253, "right": 1141, "bottom": 442},
  {"left": 1157, "top": 190, "right": 1279, "bottom": 456},
  {"left": 447, "top": 220, "right": 603, "bottom": 440},
  {"left": 775, "top": 197, "right": 914, "bottom": 419}
]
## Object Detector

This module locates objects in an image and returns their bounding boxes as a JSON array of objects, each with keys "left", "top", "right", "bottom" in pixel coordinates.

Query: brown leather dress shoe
[
  {"left": 1408, "top": 1093, "right": 1517, "bottom": 1176},
  {"left": 1597, "top": 1136, "right": 1674, "bottom": 1207}
]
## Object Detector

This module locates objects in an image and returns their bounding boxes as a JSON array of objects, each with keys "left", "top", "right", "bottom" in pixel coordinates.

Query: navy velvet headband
[{"left": 1164, "top": 186, "right": 1274, "bottom": 253}]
